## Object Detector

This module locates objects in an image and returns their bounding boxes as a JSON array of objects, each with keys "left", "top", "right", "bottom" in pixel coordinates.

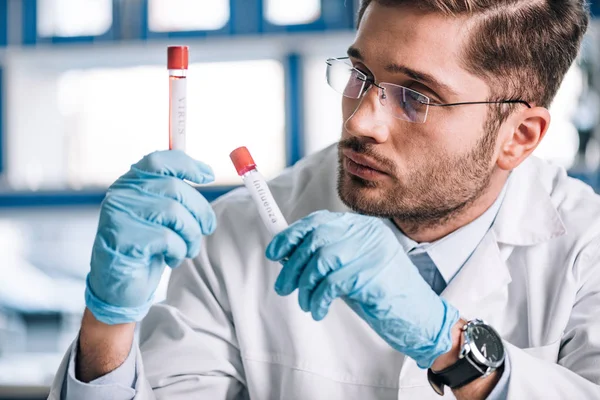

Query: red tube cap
[
  {"left": 168, "top": 46, "right": 189, "bottom": 70},
  {"left": 230, "top": 146, "right": 256, "bottom": 176}
]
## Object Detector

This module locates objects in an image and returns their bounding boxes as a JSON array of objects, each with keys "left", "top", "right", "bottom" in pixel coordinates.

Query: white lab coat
[{"left": 49, "top": 145, "right": 600, "bottom": 399}]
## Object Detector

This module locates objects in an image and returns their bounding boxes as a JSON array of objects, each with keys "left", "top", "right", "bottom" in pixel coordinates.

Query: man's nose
[{"left": 344, "top": 86, "right": 392, "bottom": 143}]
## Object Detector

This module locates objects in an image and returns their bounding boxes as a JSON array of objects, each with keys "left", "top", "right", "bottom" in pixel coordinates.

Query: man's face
[{"left": 338, "top": 3, "right": 503, "bottom": 224}]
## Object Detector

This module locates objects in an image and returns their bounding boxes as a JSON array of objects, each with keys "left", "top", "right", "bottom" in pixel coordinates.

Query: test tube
[
  {"left": 230, "top": 146, "right": 289, "bottom": 236},
  {"left": 168, "top": 46, "right": 188, "bottom": 151}
]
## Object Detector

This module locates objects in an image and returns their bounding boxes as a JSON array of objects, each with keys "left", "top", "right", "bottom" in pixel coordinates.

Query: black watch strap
[{"left": 428, "top": 356, "right": 483, "bottom": 393}]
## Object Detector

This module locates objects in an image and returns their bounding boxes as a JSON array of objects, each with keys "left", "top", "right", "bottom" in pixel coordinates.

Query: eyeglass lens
[{"left": 326, "top": 58, "right": 430, "bottom": 123}]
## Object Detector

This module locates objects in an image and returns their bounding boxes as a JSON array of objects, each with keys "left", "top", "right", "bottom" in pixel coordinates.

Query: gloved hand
[
  {"left": 266, "top": 210, "right": 460, "bottom": 369},
  {"left": 86, "top": 150, "right": 217, "bottom": 325}
]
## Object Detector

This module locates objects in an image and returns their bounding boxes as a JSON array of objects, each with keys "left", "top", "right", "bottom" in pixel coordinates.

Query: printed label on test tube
[
  {"left": 170, "top": 78, "right": 187, "bottom": 150},
  {"left": 168, "top": 46, "right": 188, "bottom": 151},
  {"left": 230, "top": 147, "right": 289, "bottom": 236}
]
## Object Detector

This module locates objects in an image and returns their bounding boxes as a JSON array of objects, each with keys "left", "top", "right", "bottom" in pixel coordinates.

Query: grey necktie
[{"left": 408, "top": 252, "right": 446, "bottom": 295}]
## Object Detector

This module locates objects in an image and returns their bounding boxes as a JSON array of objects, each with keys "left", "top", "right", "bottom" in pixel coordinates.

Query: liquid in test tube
[
  {"left": 230, "top": 146, "right": 289, "bottom": 236},
  {"left": 168, "top": 46, "right": 188, "bottom": 151}
]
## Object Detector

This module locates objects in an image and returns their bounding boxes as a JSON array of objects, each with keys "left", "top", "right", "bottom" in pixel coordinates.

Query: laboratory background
[{"left": 0, "top": 0, "right": 600, "bottom": 398}]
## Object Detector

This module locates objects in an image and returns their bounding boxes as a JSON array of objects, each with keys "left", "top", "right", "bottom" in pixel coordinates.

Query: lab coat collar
[{"left": 492, "top": 158, "right": 567, "bottom": 246}]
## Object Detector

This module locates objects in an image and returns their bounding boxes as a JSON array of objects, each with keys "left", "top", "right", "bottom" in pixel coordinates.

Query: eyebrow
[{"left": 346, "top": 46, "right": 458, "bottom": 98}]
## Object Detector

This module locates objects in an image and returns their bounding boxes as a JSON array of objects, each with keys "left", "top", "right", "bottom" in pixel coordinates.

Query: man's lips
[{"left": 342, "top": 149, "right": 390, "bottom": 175}]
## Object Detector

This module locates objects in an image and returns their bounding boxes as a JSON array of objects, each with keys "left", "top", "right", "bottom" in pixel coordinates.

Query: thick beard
[{"left": 337, "top": 117, "right": 498, "bottom": 230}]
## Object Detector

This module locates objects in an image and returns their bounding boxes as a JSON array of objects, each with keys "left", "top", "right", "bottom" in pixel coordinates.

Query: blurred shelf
[
  {"left": 0, "top": 385, "right": 49, "bottom": 400},
  {"left": 568, "top": 169, "right": 600, "bottom": 192},
  {"left": 0, "top": 191, "right": 106, "bottom": 208},
  {"left": 0, "top": 186, "right": 238, "bottom": 208}
]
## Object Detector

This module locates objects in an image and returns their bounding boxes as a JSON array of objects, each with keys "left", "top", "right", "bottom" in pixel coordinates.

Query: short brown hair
[{"left": 358, "top": 0, "right": 589, "bottom": 108}]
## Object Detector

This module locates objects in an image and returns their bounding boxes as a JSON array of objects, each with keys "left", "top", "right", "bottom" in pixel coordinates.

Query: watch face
[{"left": 467, "top": 324, "right": 504, "bottom": 366}]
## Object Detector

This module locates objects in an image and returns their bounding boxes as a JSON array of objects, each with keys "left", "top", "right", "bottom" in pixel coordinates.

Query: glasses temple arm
[{"left": 425, "top": 100, "right": 532, "bottom": 108}]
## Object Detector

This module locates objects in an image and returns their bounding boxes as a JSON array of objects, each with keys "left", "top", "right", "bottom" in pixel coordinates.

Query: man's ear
[{"left": 497, "top": 107, "right": 551, "bottom": 171}]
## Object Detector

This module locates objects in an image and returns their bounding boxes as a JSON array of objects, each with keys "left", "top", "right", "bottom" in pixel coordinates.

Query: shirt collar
[{"left": 384, "top": 180, "right": 509, "bottom": 284}]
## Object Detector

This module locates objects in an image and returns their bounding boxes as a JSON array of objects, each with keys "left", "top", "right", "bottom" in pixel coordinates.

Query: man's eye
[
  {"left": 409, "top": 84, "right": 438, "bottom": 102},
  {"left": 351, "top": 63, "right": 371, "bottom": 76}
]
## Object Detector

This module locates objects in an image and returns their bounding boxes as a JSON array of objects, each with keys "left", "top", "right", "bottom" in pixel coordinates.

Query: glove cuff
[
  {"left": 415, "top": 299, "right": 460, "bottom": 369},
  {"left": 85, "top": 276, "right": 154, "bottom": 325}
]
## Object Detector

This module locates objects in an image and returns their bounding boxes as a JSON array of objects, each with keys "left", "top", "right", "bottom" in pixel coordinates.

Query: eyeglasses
[{"left": 326, "top": 57, "right": 531, "bottom": 124}]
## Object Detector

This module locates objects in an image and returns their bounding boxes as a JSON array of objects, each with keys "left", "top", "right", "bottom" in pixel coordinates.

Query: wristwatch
[{"left": 427, "top": 319, "right": 505, "bottom": 395}]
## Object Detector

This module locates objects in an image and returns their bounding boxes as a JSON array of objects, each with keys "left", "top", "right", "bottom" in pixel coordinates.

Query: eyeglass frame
[{"left": 326, "top": 57, "right": 532, "bottom": 120}]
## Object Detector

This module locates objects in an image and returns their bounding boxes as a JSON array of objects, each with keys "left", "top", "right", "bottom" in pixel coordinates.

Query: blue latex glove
[
  {"left": 86, "top": 150, "right": 217, "bottom": 325},
  {"left": 266, "top": 210, "right": 460, "bottom": 369}
]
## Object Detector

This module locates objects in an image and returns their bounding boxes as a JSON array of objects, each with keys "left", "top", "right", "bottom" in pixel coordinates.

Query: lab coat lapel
[{"left": 441, "top": 230, "right": 512, "bottom": 320}]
